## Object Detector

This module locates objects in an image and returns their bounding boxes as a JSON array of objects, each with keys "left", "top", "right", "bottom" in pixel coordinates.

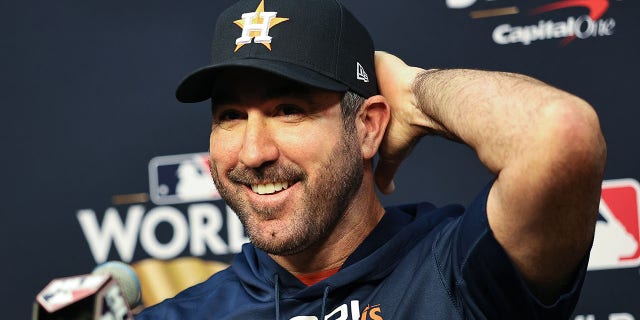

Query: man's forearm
[{"left": 410, "top": 68, "right": 598, "bottom": 175}]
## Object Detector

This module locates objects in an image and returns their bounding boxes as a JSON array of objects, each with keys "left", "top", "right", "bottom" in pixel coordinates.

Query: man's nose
[{"left": 238, "top": 115, "right": 279, "bottom": 168}]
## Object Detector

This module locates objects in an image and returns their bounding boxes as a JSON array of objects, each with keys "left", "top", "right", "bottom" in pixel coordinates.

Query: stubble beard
[{"left": 210, "top": 132, "right": 363, "bottom": 256}]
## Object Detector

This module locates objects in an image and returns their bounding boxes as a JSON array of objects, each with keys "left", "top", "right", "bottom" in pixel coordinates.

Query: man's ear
[{"left": 355, "top": 95, "right": 390, "bottom": 159}]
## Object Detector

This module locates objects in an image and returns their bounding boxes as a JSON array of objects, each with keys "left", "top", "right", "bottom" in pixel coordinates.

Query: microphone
[{"left": 32, "top": 261, "right": 141, "bottom": 320}]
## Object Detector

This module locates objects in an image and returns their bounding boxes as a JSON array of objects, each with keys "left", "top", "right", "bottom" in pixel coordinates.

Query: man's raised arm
[{"left": 374, "top": 51, "right": 607, "bottom": 301}]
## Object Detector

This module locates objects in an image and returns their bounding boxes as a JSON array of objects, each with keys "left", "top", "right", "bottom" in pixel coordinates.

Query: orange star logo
[{"left": 233, "top": 0, "right": 289, "bottom": 52}]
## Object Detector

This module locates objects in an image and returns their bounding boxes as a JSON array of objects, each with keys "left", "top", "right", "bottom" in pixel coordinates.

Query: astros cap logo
[{"left": 233, "top": 0, "right": 289, "bottom": 52}]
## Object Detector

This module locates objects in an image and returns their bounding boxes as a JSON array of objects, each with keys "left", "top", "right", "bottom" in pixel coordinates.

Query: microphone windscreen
[{"left": 92, "top": 261, "right": 141, "bottom": 308}]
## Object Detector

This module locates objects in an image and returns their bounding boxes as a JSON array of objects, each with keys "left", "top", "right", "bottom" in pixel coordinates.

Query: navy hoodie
[{"left": 137, "top": 184, "right": 587, "bottom": 319}]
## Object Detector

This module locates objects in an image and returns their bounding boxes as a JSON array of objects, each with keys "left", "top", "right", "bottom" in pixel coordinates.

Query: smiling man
[
  {"left": 136, "top": 0, "right": 606, "bottom": 319},
  {"left": 208, "top": 68, "right": 373, "bottom": 264}
]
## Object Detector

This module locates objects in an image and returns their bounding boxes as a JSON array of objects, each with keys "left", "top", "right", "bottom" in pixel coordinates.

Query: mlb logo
[
  {"left": 588, "top": 178, "right": 640, "bottom": 270},
  {"left": 148, "top": 152, "right": 221, "bottom": 205}
]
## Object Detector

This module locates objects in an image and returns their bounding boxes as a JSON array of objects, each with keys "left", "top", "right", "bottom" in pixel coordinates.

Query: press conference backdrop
[{"left": 2, "top": 0, "right": 639, "bottom": 318}]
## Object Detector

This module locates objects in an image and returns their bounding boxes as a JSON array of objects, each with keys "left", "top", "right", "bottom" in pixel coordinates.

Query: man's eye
[
  {"left": 277, "top": 104, "right": 304, "bottom": 117},
  {"left": 216, "top": 110, "right": 244, "bottom": 122}
]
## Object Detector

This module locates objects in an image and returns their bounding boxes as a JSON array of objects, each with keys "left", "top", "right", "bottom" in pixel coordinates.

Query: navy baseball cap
[{"left": 176, "top": 0, "right": 378, "bottom": 103}]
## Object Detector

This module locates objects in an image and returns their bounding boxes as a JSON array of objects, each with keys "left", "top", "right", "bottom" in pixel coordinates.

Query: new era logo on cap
[{"left": 356, "top": 62, "right": 369, "bottom": 83}]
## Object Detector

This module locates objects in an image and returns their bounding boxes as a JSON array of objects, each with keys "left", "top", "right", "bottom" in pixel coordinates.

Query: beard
[{"left": 210, "top": 130, "right": 364, "bottom": 256}]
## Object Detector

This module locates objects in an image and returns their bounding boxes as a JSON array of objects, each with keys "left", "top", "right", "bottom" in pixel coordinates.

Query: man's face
[{"left": 209, "top": 68, "right": 364, "bottom": 256}]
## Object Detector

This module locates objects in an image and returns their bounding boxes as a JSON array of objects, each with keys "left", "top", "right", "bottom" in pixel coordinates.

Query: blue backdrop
[{"left": 2, "top": 0, "right": 639, "bottom": 318}]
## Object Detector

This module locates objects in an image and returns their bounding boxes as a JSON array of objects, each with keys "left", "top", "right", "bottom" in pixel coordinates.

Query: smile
[{"left": 251, "top": 182, "right": 290, "bottom": 195}]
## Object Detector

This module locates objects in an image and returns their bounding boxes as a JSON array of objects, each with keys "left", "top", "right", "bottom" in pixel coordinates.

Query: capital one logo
[{"left": 588, "top": 179, "right": 640, "bottom": 271}]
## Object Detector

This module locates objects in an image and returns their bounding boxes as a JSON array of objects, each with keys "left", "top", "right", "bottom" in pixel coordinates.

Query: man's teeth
[{"left": 251, "top": 182, "right": 290, "bottom": 195}]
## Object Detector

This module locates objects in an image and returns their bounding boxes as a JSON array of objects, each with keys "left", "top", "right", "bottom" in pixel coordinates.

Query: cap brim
[{"left": 176, "top": 59, "right": 349, "bottom": 103}]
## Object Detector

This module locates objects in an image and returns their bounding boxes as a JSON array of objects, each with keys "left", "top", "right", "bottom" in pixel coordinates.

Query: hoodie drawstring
[
  {"left": 273, "top": 274, "right": 331, "bottom": 320},
  {"left": 273, "top": 274, "right": 281, "bottom": 320},
  {"left": 320, "top": 286, "right": 331, "bottom": 320}
]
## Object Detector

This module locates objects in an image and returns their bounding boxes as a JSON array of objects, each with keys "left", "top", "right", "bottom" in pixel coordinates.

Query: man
[{"left": 137, "top": 0, "right": 606, "bottom": 318}]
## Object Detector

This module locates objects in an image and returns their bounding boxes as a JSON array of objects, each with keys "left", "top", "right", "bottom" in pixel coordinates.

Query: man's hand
[{"left": 373, "top": 51, "right": 436, "bottom": 194}]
